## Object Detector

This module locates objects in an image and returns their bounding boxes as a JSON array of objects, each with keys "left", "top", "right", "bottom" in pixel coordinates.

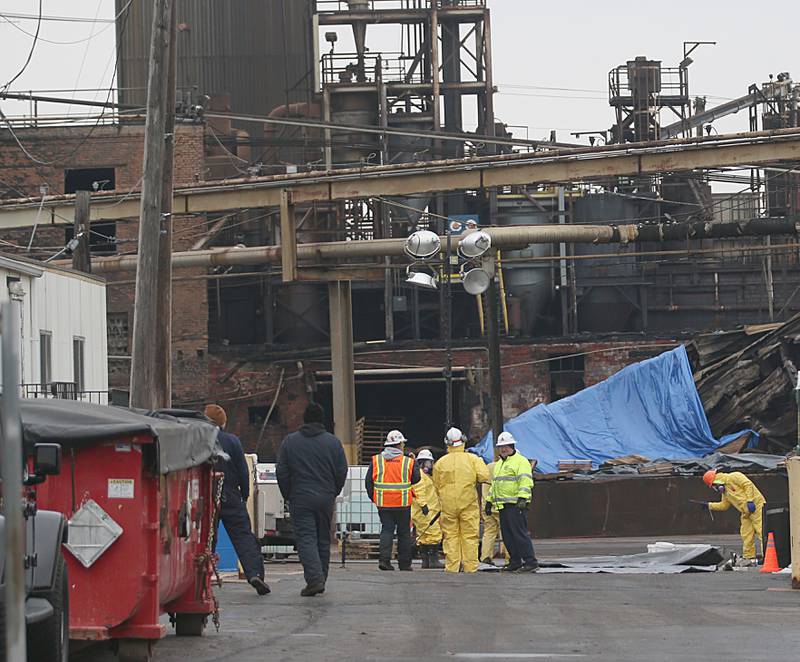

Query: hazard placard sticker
[{"left": 108, "top": 478, "right": 135, "bottom": 499}]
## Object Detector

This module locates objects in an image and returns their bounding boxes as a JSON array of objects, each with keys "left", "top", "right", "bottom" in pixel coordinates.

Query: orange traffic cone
[{"left": 760, "top": 532, "right": 780, "bottom": 573}]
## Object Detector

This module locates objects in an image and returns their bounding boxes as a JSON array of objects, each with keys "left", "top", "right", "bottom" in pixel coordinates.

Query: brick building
[{"left": 0, "top": 121, "right": 684, "bottom": 462}]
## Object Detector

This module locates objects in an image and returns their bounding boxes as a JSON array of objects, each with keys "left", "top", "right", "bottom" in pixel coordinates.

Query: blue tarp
[{"left": 471, "top": 345, "right": 756, "bottom": 473}]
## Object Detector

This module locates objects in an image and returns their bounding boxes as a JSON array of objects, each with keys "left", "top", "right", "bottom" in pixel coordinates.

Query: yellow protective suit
[
  {"left": 480, "top": 463, "right": 508, "bottom": 562},
  {"left": 411, "top": 472, "right": 442, "bottom": 545},
  {"left": 708, "top": 471, "right": 766, "bottom": 559},
  {"left": 433, "top": 445, "right": 490, "bottom": 573}
]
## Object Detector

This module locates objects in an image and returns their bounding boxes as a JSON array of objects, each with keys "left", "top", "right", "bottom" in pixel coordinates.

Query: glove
[
  {"left": 517, "top": 497, "right": 529, "bottom": 512},
  {"left": 421, "top": 504, "right": 429, "bottom": 516},
  {"left": 484, "top": 501, "right": 492, "bottom": 516},
  {"left": 747, "top": 501, "right": 756, "bottom": 514}
]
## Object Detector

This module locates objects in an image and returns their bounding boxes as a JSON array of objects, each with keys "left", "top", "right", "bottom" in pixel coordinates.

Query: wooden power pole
[
  {"left": 71, "top": 190, "right": 92, "bottom": 273},
  {"left": 130, "top": 0, "right": 176, "bottom": 410}
]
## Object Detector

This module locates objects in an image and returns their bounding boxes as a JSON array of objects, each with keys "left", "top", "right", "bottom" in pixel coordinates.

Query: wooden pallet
[
  {"left": 340, "top": 538, "right": 388, "bottom": 560},
  {"left": 359, "top": 417, "right": 405, "bottom": 463}
]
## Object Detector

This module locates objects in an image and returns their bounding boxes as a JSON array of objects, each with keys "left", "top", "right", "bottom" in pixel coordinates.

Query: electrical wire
[
  {"left": 1, "top": 0, "right": 42, "bottom": 94},
  {"left": 0, "top": 0, "right": 134, "bottom": 167}
]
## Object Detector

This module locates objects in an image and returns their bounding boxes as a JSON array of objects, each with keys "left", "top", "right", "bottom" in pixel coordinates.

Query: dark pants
[
  {"left": 290, "top": 501, "right": 334, "bottom": 586},
  {"left": 218, "top": 500, "right": 264, "bottom": 581},
  {"left": 378, "top": 508, "right": 412, "bottom": 568},
  {"left": 499, "top": 505, "right": 537, "bottom": 567}
]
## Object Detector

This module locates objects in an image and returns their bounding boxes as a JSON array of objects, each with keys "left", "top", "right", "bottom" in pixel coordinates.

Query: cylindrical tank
[
  {"left": 115, "top": 0, "right": 314, "bottom": 137},
  {"left": 496, "top": 197, "right": 553, "bottom": 335},
  {"left": 330, "top": 90, "right": 379, "bottom": 166},
  {"left": 572, "top": 194, "right": 640, "bottom": 332}
]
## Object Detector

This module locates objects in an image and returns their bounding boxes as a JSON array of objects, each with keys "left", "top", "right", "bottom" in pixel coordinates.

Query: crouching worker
[{"left": 700, "top": 469, "right": 766, "bottom": 564}]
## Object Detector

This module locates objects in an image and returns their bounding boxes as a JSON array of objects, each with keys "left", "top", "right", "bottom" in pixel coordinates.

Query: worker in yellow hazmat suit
[
  {"left": 480, "top": 461, "right": 508, "bottom": 565},
  {"left": 433, "top": 428, "right": 490, "bottom": 573},
  {"left": 411, "top": 449, "right": 443, "bottom": 569},
  {"left": 701, "top": 470, "right": 766, "bottom": 561}
]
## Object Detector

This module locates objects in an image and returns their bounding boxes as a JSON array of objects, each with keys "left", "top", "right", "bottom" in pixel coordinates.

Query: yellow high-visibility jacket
[
  {"left": 708, "top": 471, "right": 765, "bottom": 515},
  {"left": 490, "top": 451, "right": 533, "bottom": 509}
]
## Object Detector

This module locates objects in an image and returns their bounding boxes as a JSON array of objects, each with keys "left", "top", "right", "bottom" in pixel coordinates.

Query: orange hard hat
[{"left": 702, "top": 470, "right": 717, "bottom": 487}]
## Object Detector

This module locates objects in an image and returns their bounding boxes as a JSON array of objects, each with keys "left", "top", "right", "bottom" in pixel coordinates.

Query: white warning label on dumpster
[{"left": 107, "top": 478, "right": 135, "bottom": 499}]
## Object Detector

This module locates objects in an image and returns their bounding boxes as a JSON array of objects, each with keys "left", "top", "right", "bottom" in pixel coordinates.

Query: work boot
[
  {"left": 501, "top": 563, "right": 522, "bottom": 573},
  {"left": 249, "top": 577, "right": 271, "bottom": 595},
  {"left": 518, "top": 562, "right": 540, "bottom": 573},
  {"left": 378, "top": 560, "right": 395, "bottom": 571},
  {"left": 428, "top": 549, "right": 444, "bottom": 569},
  {"left": 420, "top": 547, "right": 430, "bottom": 569},
  {"left": 398, "top": 563, "right": 413, "bottom": 571},
  {"left": 481, "top": 557, "right": 496, "bottom": 566},
  {"left": 300, "top": 582, "right": 325, "bottom": 597}
]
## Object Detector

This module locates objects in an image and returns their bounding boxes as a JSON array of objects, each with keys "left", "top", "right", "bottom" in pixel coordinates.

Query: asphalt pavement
[{"left": 71, "top": 536, "right": 799, "bottom": 662}]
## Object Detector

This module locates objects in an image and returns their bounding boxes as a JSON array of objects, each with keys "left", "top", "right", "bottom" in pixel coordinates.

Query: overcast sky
[{"left": 1, "top": 0, "right": 797, "bottom": 142}]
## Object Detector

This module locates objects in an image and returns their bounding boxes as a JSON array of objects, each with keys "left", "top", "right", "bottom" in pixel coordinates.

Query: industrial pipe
[{"left": 83, "top": 216, "right": 799, "bottom": 274}]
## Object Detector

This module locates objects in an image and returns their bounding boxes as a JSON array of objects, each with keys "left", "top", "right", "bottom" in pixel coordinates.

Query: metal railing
[
  {"left": 315, "top": 1, "right": 484, "bottom": 13},
  {"left": 22, "top": 383, "right": 109, "bottom": 405}
]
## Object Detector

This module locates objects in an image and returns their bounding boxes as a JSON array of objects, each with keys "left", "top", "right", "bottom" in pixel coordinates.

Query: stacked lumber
[{"left": 688, "top": 314, "right": 800, "bottom": 452}]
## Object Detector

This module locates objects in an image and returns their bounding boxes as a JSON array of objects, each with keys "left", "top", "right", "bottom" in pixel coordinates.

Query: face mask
[{"left": 421, "top": 462, "right": 432, "bottom": 475}]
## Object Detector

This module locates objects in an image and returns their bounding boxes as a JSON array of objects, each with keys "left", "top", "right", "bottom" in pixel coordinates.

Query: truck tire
[
  {"left": 27, "top": 552, "right": 69, "bottom": 662},
  {"left": 175, "top": 613, "right": 207, "bottom": 637}
]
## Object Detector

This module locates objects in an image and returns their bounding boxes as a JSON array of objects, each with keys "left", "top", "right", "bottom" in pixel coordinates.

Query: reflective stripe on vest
[{"left": 372, "top": 454, "right": 413, "bottom": 507}]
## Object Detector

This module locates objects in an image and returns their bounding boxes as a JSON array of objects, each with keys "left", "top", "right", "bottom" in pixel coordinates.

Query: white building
[{"left": 0, "top": 253, "right": 108, "bottom": 401}]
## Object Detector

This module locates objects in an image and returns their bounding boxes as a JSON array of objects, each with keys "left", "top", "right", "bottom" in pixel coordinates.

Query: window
[
  {"left": 39, "top": 331, "right": 52, "bottom": 385},
  {"left": 65, "top": 221, "right": 117, "bottom": 255},
  {"left": 64, "top": 167, "right": 115, "bottom": 194},
  {"left": 73, "top": 337, "right": 85, "bottom": 392},
  {"left": 107, "top": 312, "right": 129, "bottom": 356},
  {"left": 549, "top": 354, "right": 585, "bottom": 402}
]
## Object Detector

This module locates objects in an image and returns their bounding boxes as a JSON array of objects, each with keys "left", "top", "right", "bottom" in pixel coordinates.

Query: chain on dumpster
[{"left": 196, "top": 472, "right": 224, "bottom": 632}]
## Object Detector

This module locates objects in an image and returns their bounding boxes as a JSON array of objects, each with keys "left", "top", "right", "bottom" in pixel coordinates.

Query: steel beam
[
  {"left": 2, "top": 129, "right": 800, "bottom": 229},
  {"left": 328, "top": 281, "right": 357, "bottom": 464}
]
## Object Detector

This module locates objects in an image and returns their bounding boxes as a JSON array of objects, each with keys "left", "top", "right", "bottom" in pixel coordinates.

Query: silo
[
  {"left": 496, "top": 197, "right": 553, "bottom": 336},
  {"left": 115, "top": 0, "right": 314, "bottom": 137},
  {"left": 572, "top": 194, "right": 640, "bottom": 332}
]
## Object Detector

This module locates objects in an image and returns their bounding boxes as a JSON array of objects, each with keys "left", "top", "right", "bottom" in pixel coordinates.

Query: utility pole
[
  {"left": 154, "top": 0, "right": 177, "bottom": 408},
  {"left": 130, "top": 0, "right": 174, "bottom": 410},
  {"left": 72, "top": 190, "right": 92, "bottom": 273},
  {"left": 2, "top": 302, "right": 27, "bottom": 661}
]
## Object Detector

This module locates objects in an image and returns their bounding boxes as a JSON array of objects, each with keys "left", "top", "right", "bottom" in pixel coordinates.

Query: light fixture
[
  {"left": 461, "top": 266, "right": 491, "bottom": 295},
  {"left": 405, "top": 264, "right": 438, "bottom": 290},
  {"left": 458, "top": 230, "right": 492, "bottom": 259},
  {"left": 404, "top": 230, "right": 441, "bottom": 260}
]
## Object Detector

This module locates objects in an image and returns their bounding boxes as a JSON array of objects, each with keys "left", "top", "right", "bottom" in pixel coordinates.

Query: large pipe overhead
[
  {"left": 2, "top": 128, "right": 800, "bottom": 228},
  {"left": 660, "top": 92, "right": 759, "bottom": 140},
  {"left": 80, "top": 216, "right": 800, "bottom": 275}
]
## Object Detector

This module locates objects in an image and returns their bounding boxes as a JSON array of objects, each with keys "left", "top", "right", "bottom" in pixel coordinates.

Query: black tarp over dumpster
[{"left": 11, "top": 399, "right": 221, "bottom": 474}]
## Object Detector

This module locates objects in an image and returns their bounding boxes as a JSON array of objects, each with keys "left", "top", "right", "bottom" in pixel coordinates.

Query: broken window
[
  {"left": 65, "top": 221, "right": 117, "bottom": 255},
  {"left": 64, "top": 167, "right": 115, "bottom": 194},
  {"left": 549, "top": 354, "right": 585, "bottom": 402},
  {"left": 107, "top": 313, "right": 129, "bottom": 356}
]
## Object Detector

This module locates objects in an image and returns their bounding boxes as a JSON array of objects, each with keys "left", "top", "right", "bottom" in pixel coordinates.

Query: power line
[
  {"left": 0, "top": 11, "right": 115, "bottom": 23},
  {"left": 1, "top": 0, "right": 42, "bottom": 94},
  {"left": 0, "top": 1, "right": 132, "bottom": 47}
]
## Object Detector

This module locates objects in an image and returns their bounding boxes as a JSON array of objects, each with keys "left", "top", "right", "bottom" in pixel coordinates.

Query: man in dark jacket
[
  {"left": 204, "top": 404, "right": 270, "bottom": 596},
  {"left": 276, "top": 403, "right": 349, "bottom": 597}
]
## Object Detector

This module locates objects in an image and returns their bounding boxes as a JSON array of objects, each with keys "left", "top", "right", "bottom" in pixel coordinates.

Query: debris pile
[{"left": 687, "top": 315, "right": 800, "bottom": 452}]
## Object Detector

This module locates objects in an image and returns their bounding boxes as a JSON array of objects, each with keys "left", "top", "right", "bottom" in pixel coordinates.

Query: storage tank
[
  {"left": 572, "top": 194, "right": 640, "bottom": 332},
  {"left": 115, "top": 0, "right": 314, "bottom": 137},
  {"left": 496, "top": 196, "right": 553, "bottom": 335}
]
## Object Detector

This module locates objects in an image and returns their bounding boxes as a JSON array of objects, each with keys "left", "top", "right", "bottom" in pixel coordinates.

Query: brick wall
[{"left": 206, "top": 338, "right": 678, "bottom": 460}]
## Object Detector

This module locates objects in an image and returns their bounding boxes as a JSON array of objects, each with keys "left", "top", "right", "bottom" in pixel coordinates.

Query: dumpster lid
[{"left": 12, "top": 399, "right": 223, "bottom": 474}]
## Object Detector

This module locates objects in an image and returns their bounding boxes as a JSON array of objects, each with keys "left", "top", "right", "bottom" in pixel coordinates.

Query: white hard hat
[
  {"left": 445, "top": 427, "right": 464, "bottom": 446},
  {"left": 496, "top": 431, "right": 516, "bottom": 447},
  {"left": 416, "top": 449, "right": 434, "bottom": 462},
  {"left": 385, "top": 429, "right": 407, "bottom": 446}
]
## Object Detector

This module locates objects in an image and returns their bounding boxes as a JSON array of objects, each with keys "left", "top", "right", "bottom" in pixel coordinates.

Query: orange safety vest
[{"left": 371, "top": 454, "right": 414, "bottom": 508}]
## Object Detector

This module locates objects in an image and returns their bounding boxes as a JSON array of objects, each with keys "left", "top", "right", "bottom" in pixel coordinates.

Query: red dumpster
[{"left": 22, "top": 399, "right": 223, "bottom": 660}]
